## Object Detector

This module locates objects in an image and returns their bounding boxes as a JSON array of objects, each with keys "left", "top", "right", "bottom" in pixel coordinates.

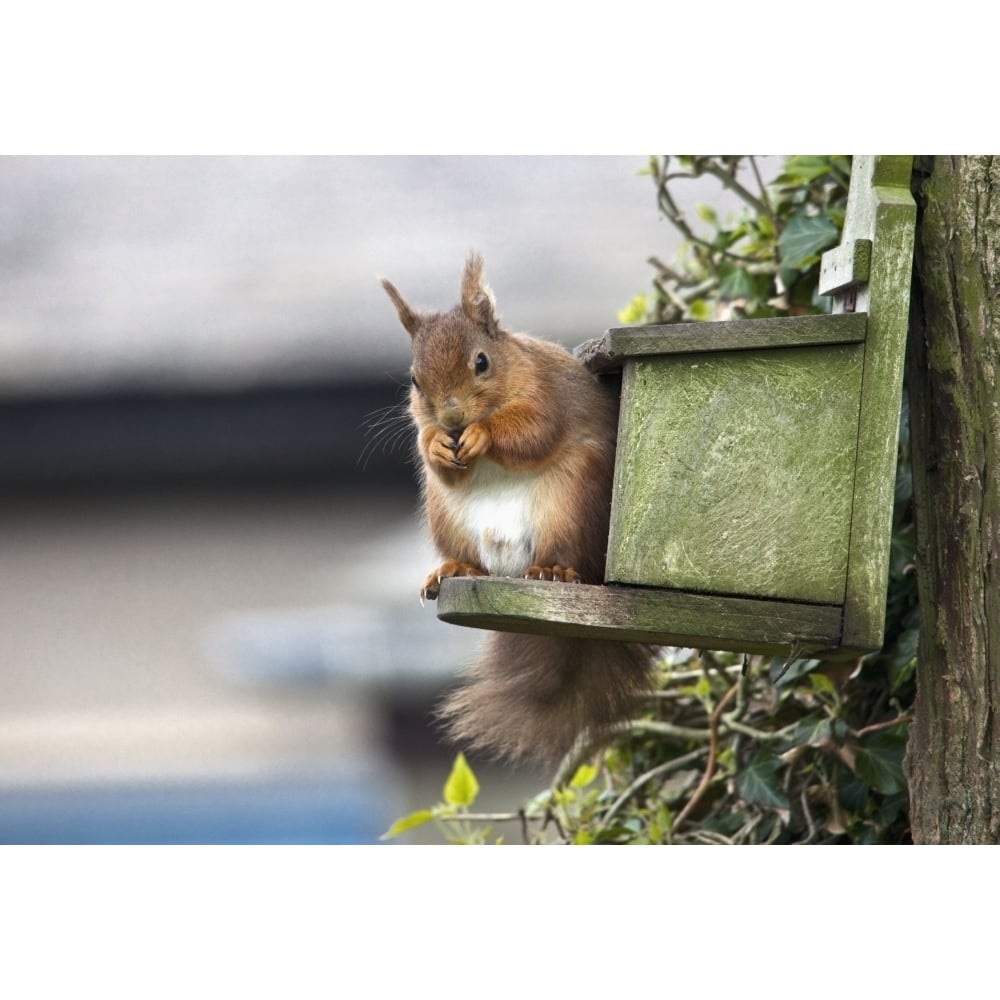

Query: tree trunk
[{"left": 904, "top": 156, "right": 1000, "bottom": 843}]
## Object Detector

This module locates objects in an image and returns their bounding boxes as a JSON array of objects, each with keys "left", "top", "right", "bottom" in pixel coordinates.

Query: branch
[
  {"left": 443, "top": 811, "right": 529, "bottom": 823},
  {"left": 696, "top": 157, "right": 773, "bottom": 218},
  {"left": 852, "top": 713, "right": 913, "bottom": 738},
  {"left": 721, "top": 717, "right": 796, "bottom": 742},
  {"left": 655, "top": 172, "right": 758, "bottom": 266},
  {"left": 749, "top": 156, "right": 776, "bottom": 222},
  {"left": 799, "top": 786, "right": 818, "bottom": 844},
  {"left": 672, "top": 682, "right": 741, "bottom": 829},
  {"left": 628, "top": 719, "right": 714, "bottom": 741},
  {"left": 593, "top": 747, "right": 708, "bottom": 837}
]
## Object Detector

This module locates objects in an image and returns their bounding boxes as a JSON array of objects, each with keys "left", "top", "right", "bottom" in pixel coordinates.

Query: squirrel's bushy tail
[{"left": 438, "top": 633, "right": 657, "bottom": 765}]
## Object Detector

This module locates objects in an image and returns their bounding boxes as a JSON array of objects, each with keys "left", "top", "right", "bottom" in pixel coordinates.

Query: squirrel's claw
[
  {"left": 421, "top": 560, "right": 488, "bottom": 601},
  {"left": 428, "top": 436, "right": 463, "bottom": 469},
  {"left": 524, "top": 564, "right": 582, "bottom": 584},
  {"left": 456, "top": 422, "right": 490, "bottom": 464}
]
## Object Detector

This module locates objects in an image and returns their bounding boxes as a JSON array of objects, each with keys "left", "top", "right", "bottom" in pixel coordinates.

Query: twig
[
  {"left": 593, "top": 747, "right": 707, "bottom": 837},
  {"left": 659, "top": 662, "right": 746, "bottom": 683},
  {"left": 800, "top": 786, "right": 817, "bottom": 844},
  {"left": 655, "top": 173, "right": 758, "bottom": 266},
  {"left": 541, "top": 806, "right": 567, "bottom": 842},
  {"left": 672, "top": 682, "right": 741, "bottom": 829},
  {"left": 696, "top": 158, "right": 772, "bottom": 217},
  {"left": 646, "top": 255, "right": 687, "bottom": 284},
  {"left": 774, "top": 639, "right": 804, "bottom": 682},
  {"left": 749, "top": 156, "right": 776, "bottom": 222},
  {"left": 852, "top": 713, "right": 913, "bottom": 738},
  {"left": 680, "top": 829, "right": 735, "bottom": 845},
  {"left": 720, "top": 716, "right": 794, "bottom": 742},
  {"left": 446, "top": 811, "right": 530, "bottom": 823},
  {"left": 628, "top": 719, "right": 714, "bottom": 741},
  {"left": 518, "top": 808, "right": 530, "bottom": 845},
  {"left": 551, "top": 730, "right": 601, "bottom": 789},
  {"left": 734, "top": 812, "right": 764, "bottom": 845}
]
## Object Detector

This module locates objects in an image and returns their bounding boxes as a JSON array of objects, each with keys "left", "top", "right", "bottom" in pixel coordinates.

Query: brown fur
[{"left": 382, "top": 252, "right": 656, "bottom": 765}]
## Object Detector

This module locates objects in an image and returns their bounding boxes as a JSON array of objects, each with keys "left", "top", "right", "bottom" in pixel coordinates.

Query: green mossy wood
[
  {"left": 438, "top": 156, "right": 916, "bottom": 659},
  {"left": 607, "top": 341, "right": 864, "bottom": 605}
]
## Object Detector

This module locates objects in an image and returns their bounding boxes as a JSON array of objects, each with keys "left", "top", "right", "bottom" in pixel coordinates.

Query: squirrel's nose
[{"left": 440, "top": 400, "right": 464, "bottom": 429}]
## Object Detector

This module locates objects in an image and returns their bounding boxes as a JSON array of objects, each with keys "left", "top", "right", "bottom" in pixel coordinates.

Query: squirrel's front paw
[
  {"left": 426, "top": 428, "right": 466, "bottom": 470},
  {"left": 456, "top": 422, "right": 490, "bottom": 464},
  {"left": 524, "top": 564, "right": 582, "bottom": 584},
  {"left": 421, "top": 560, "right": 487, "bottom": 601}
]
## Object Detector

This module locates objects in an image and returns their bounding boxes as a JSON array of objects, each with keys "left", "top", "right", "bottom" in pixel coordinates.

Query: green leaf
[
  {"left": 736, "top": 749, "right": 790, "bottom": 810},
  {"left": 770, "top": 655, "right": 820, "bottom": 686},
  {"left": 854, "top": 730, "right": 908, "bottom": 796},
  {"left": 778, "top": 211, "right": 839, "bottom": 268},
  {"left": 776, "top": 156, "right": 838, "bottom": 186},
  {"left": 617, "top": 293, "right": 648, "bottom": 325},
  {"left": 687, "top": 298, "right": 712, "bottom": 321},
  {"left": 691, "top": 674, "right": 713, "bottom": 701},
  {"left": 443, "top": 752, "right": 480, "bottom": 808},
  {"left": 695, "top": 203, "right": 718, "bottom": 226},
  {"left": 786, "top": 716, "right": 833, "bottom": 749},
  {"left": 809, "top": 671, "right": 837, "bottom": 697},
  {"left": 717, "top": 266, "right": 757, "bottom": 301},
  {"left": 381, "top": 809, "right": 434, "bottom": 840},
  {"left": 884, "top": 628, "right": 918, "bottom": 692},
  {"left": 569, "top": 763, "right": 599, "bottom": 789},
  {"left": 658, "top": 768, "right": 699, "bottom": 803}
]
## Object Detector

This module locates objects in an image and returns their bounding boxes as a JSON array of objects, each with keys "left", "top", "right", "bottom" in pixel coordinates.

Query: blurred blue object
[{"left": 0, "top": 772, "right": 399, "bottom": 845}]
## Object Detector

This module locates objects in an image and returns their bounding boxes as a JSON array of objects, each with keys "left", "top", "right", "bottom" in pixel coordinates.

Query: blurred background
[{"left": 0, "top": 155, "right": 744, "bottom": 843}]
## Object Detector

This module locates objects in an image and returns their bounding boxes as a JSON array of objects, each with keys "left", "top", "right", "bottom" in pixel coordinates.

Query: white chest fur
[{"left": 451, "top": 459, "right": 538, "bottom": 577}]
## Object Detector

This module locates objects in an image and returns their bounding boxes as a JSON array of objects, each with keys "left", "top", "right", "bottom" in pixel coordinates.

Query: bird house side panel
[{"left": 607, "top": 342, "right": 865, "bottom": 604}]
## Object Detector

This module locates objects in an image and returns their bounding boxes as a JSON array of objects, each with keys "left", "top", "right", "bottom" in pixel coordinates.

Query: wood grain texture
[
  {"left": 819, "top": 238, "right": 872, "bottom": 295},
  {"left": 578, "top": 312, "right": 867, "bottom": 374},
  {"left": 437, "top": 576, "right": 845, "bottom": 657},
  {"left": 832, "top": 157, "right": 916, "bottom": 649},
  {"left": 607, "top": 342, "right": 864, "bottom": 604},
  {"left": 905, "top": 155, "right": 1000, "bottom": 842}
]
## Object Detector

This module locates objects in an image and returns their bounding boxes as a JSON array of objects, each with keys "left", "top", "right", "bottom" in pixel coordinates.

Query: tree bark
[{"left": 905, "top": 156, "right": 1000, "bottom": 843}]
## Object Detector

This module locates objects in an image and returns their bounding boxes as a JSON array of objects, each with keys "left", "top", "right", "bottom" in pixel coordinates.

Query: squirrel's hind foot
[
  {"left": 524, "top": 564, "right": 582, "bottom": 584},
  {"left": 421, "top": 560, "right": 487, "bottom": 601}
]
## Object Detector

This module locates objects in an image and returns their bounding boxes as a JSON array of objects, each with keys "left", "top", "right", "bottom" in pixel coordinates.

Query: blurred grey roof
[{"left": 0, "top": 156, "right": 754, "bottom": 397}]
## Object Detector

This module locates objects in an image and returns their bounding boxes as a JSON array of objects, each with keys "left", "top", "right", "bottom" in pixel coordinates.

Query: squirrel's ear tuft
[
  {"left": 381, "top": 278, "right": 421, "bottom": 338},
  {"left": 460, "top": 251, "right": 500, "bottom": 338}
]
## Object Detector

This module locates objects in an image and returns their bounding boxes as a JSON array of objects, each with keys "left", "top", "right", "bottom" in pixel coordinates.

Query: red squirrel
[{"left": 381, "top": 252, "right": 655, "bottom": 764}]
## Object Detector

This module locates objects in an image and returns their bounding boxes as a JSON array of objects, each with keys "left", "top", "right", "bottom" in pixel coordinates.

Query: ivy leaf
[
  {"left": 617, "top": 293, "right": 648, "bottom": 325},
  {"left": 854, "top": 730, "right": 908, "bottom": 795},
  {"left": 809, "top": 671, "right": 837, "bottom": 697},
  {"left": 776, "top": 156, "right": 839, "bottom": 186},
  {"left": 778, "top": 211, "right": 839, "bottom": 268},
  {"left": 687, "top": 298, "right": 712, "bottom": 321},
  {"left": 786, "top": 716, "right": 832, "bottom": 749},
  {"left": 718, "top": 266, "right": 757, "bottom": 302},
  {"left": 695, "top": 203, "right": 718, "bottom": 226},
  {"left": 770, "top": 655, "right": 820, "bottom": 686},
  {"left": 443, "top": 752, "right": 480, "bottom": 808},
  {"left": 381, "top": 809, "right": 434, "bottom": 840},
  {"left": 569, "top": 763, "right": 599, "bottom": 789},
  {"left": 884, "top": 628, "right": 918, "bottom": 692},
  {"left": 736, "top": 749, "right": 790, "bottom": 810}
]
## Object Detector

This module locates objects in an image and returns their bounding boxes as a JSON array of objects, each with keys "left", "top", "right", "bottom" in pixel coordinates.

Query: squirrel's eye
[
  {"left": 474, "top": 352, "right": 490, "bottom": 375},
  {"left": 410, "top": 372, "right": 420, "bottom": 391}
]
